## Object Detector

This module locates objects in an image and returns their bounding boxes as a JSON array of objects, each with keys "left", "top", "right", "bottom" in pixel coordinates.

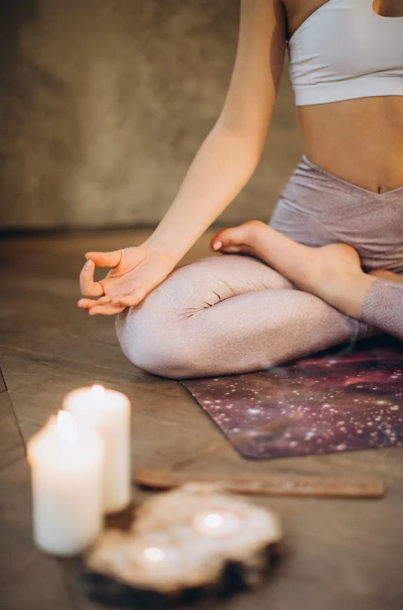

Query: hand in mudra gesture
[{"left": 78, "top": 246, "right": 176, "bottom": 315}]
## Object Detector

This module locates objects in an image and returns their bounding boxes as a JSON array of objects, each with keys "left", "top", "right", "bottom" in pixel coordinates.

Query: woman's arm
[
  {"left": 143, "top": 0, "right": 287, "bottom": 262},
  {"left": 79, "top": 0, "right": 287, "bottom": 315}
]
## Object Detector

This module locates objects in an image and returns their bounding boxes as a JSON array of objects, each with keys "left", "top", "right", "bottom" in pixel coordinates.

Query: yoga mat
[{"left": 181, "top": 336, "right": 403, "bottom": 459}]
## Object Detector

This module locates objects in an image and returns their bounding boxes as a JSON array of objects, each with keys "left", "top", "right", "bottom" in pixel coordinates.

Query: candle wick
[
  {"left": 90, "top": 384, "right": 106, "bottom": 407},
  {"left": 57, "top": 411, "right": 78, "bottom": 444},
  {"left": 142, "top": 547, "right": 165, "bottom": 563}
]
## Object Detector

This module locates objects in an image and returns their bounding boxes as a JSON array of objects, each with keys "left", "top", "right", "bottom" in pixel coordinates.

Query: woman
[{"left": 78, "top": 0, "right": 403, "bottom": 379}]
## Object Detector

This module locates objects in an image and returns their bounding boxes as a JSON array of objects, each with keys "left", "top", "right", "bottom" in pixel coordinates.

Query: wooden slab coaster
[
  {"left": 134, "top": 468, "right": 386, "bottom": 499},
  {"left": 84, "top": 484, "right": 282, "bottom": 605}
]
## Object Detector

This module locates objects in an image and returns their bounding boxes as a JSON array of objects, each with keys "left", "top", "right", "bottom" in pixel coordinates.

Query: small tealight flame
[
  {"left": 203, "top": 512, "right": 225, "bottom": 530},
  {"left": 57, "top": 410, "right": 78, "bottom": 444},
  {"left": 142, "top": 547, "right": 166, "bottom": 563},
  {"left": 90, "top": 384, "right": 105, "bottom": 406},
  {"left": 193, "top": 509, "right": 242, "bottom": 537}
]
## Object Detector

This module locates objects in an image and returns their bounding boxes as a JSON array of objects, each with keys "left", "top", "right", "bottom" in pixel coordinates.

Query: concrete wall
[{"left": 0, "top": 0, "right": 303, "bottom": 231}]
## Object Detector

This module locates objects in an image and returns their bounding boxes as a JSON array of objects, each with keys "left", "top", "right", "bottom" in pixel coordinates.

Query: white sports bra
[{"left": 288, "top": 0, "right": 403, "bottom": 105}]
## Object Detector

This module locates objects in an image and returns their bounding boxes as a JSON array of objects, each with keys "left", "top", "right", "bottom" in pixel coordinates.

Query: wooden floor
[{"left": 1, "top": 230, "right": 403, "bottom": 610}]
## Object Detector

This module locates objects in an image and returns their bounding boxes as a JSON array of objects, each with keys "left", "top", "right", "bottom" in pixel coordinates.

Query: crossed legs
[
  {"left": 116, "top": 252, "right": 369, "bottom": 379},
  {"left": 211, "top": 221, "right": 403, "bottom": 342}
]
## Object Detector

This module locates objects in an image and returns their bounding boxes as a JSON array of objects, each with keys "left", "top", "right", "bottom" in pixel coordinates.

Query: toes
[
  {"left": 211, "top": 227, "right": 240, "bottom": 250},
  {"left": 210, "top": 221, "right": 265, "bottom": 253},
  {"left": 210, "top": 229, "right": 229, "bottom": 251}
]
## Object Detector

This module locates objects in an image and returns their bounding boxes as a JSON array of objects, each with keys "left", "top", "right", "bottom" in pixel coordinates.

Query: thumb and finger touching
[
  {"left": 79, "top": 247, "right": 156, "bottom": 315},
  {"left": 79, "top": 249, "right": 127, "bottom": 300},
  {"left": 79, "top": 259, "right": 105, "bottom": 298}
]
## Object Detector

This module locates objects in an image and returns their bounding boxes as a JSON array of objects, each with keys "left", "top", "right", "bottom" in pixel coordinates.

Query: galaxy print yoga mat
[{"left": 180, "top": 336, "right": 403, "bottom": 460}]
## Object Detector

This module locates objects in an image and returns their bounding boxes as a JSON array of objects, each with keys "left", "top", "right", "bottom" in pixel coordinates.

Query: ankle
[{"left": 322, "top": 269, "right": 377, "bottom": 319}]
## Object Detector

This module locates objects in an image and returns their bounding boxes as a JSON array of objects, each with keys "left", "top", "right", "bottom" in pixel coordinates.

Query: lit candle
[
  {"left": 63, "top": 385, "right": 131, "bottom": 514},
  {"left": 141, "top": 546, "right": 166, "bottom": 565},
  {"left": 129, "top": 545, "right": 170, "bottom": 571},
  {"left": 192, "top": 509, "right": 243, "bottom": 537},
  {"left": 129, "top": 541, "right": 181, "bottom": 573},
  {"left": 27, "top": 411, "right": 104, "bottom": 556}
]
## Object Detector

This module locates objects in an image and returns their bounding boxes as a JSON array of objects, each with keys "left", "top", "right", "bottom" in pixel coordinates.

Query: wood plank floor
[{"left": 1, "top": 230, "right": 403, "bottom": 610}]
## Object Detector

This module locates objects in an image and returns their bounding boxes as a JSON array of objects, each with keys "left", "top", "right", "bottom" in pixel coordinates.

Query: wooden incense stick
[
  {"left": 144, "top": 409, "right": 385, "bottom": 499},
  {"left": 134, "top": 468, "right": 385, "bottom": 499}
]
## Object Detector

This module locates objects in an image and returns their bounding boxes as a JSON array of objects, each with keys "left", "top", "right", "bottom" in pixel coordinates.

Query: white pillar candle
[
  {"left": 63, "top": 385, "right": 131, "bottom": 514},
  {"left": 27, "top": 411, "right": 104, "bottom": 556}
]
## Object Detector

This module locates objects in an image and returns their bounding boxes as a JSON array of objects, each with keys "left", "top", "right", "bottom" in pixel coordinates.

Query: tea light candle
[
  {"left": 63, "top": 385, "right": 131, "bottom": 514},
  {"left": 27, "top": 411, "right": 104, "bottom": 556},
  {"left": 129, "top": 542, "right": 180, "bottom": 573},
  {"left": 141, "top": 547, "right": 166, "bottom": 565},
  {"left": 192, "top": 509, "right": 243, "bottom": 538}
]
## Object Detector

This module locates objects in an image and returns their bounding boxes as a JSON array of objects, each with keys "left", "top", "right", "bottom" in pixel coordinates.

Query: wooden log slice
[{"left": 84, "top": 484, "right": 282, "bottom": 604}]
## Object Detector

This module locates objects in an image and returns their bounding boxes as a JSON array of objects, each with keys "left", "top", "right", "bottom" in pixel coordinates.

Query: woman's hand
[{"left": 78, "top": 245, "right": 177, "bottom": 315}]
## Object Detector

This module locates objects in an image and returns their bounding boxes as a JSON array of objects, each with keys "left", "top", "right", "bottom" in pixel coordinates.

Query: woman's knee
[
  {"left": 115, "top": 301, "right": 199, "bottom": 379},
  {"left": 114, "top": 253, "right": 290, "bottom": 379},
  {"left": 114, "top": 258, "right": 220, "bottom": 378}
]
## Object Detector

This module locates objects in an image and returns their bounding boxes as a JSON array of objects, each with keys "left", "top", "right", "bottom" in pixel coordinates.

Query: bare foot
[{"left": 210, "top": 220, "right": 377, "bottom": 319}]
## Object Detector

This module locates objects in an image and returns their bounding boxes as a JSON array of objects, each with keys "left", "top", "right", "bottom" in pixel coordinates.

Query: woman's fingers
[
  {"left": 111, "top": 288, "right": 147, "bottom": 308},
  {"left": 78, "top": 296, "right": 125, "bottom": 315},
  {"left": 79, "top": 259, "right": 105, "bottom": 297},
  {"left": 88, "top": 303, "right": 126, "bottom": 316},
  {"left": 79, "top": 287, "right": 147, "bottom": 315},
  {"left": 85, "top": 250, "right": 122, "bottom": 268},
  {"left": 78, "top": 295, "right": 112, "bottom": 309},
  {"left": 79, "top": 247, "right": 150, "bottom": 314}
]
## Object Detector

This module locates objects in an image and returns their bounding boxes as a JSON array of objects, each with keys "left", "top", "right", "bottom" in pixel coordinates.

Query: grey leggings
[{"left": 116, "top": 155, "right": 403, "bottom": 379}]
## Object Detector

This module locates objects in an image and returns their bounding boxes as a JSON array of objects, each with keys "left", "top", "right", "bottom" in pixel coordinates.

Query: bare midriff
[
  {"left": 284, "top": 0, "right": 403, "bottom": 194},
  {"left": 297, "top": 97, "right": 403, "bottom": 194}
]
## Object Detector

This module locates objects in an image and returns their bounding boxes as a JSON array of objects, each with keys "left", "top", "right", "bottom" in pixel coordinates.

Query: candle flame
[
  {"left": 193, "top": 509, "right": 242, "bottom": 537},
  {"left": 203, "top": 513, "right": 224, "bottom": 530},
  {"left": 142, "top": 547, "right": 165, "bottom": 563},
  {"left": 57, "top": 410, "right": 78, "bottom": 444},
  {"left": 90, "top": 384, "right": 105, "bottom": 406}
]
